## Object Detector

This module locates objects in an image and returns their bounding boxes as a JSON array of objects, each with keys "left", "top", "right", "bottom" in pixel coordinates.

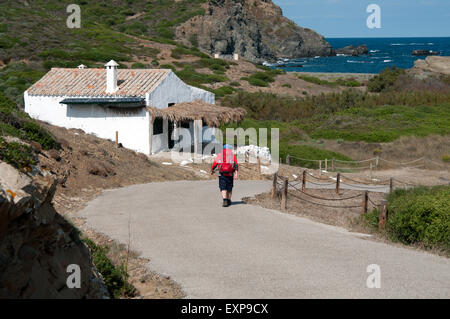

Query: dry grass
[
  {"left": 244, "top": 188, "right": 385, "bottom": 230},
  {"left": 323, "top": 134, "right": 450, "bottom": 170}
]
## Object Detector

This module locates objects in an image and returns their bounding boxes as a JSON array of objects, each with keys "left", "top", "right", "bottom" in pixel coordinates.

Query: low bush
[
  {"left": 83, "top": 238, "right": 136, "bottom": 298},
  {"left": 175, "top": 66, "right": 228, "bottom": 87},
  {"left": 0, "top": 137, "right": 36, "bottom": 170},
  {"left": 442, "top": 155, "right": 450, "bottom": 163},
  {"left": 131, "top": 62, "right": 147, "bottom": 69},
  {"left": 298, "top": 75, "right": 361, "bottom": 87},
  {"left": 248, "top": 77, "right": 269, "bottom": 87},
  {"left": 213, "top": 86, "right": 236, "bottom": 98},
  {"left": 385, "top": 186, "right": 450, "bottom": 252},
  {"left": 367, "top": 66, "right": 406, "bottom": 92}
]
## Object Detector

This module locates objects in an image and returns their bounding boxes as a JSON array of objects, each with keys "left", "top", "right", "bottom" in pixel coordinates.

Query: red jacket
[{"left": 212, "top": 149, "right": 238, "bottom": 177}]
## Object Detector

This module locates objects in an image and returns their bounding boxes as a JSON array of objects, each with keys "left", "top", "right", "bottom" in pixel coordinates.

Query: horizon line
[{"left": 324, "top": 36, "right": 450, "bottom": 39}]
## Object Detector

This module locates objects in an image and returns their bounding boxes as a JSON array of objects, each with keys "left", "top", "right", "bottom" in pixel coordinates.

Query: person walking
[{"left": 211, "top": 144, "right": 239, "bottom": 207}]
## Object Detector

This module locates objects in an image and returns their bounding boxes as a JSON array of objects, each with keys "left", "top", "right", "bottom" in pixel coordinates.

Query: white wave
[
  {"left": 369, "top": 50, "right": 380, "bottom": 53},
  {"left": 391, "top": 43, "right": 425, "bottom": 46},
  {"left": 383, "top": 60, "right": 393, "bottom": 63},
  {"left": 347, "top": 60, "right": 368, "bottom": 64}
]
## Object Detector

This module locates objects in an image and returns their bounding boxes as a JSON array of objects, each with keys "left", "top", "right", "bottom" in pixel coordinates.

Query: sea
[{"left": 267, "top": 37, "right": 450, "bottom": 74}]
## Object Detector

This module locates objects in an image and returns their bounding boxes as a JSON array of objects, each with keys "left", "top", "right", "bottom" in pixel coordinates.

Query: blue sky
[{"left": 272, "top": 0, "right": 450, "bottom": 38}]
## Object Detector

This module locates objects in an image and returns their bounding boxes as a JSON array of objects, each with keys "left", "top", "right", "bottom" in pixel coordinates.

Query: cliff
[
  {"left": 0, "top": 161, "right": 108, "bottom": 298},
  {"left": 175, "top": 0, "right": 334, "bottom": 62}
]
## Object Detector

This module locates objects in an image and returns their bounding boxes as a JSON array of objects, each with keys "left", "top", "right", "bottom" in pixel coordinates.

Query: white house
[{"left": 24, "top": 60, "right": 225, "bottom": 155}]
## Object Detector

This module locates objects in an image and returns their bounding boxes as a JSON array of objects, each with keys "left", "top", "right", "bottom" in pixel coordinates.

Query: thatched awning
[{"left": 146, "top": 100, "right": 247, "bottom": 127}]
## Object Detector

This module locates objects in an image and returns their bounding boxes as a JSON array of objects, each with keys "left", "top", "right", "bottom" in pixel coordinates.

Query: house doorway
[{"left": 168, "top": 120, "right": 175, "bottom": 149}]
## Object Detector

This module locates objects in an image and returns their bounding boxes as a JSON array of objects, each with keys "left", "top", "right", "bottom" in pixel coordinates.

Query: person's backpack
[
  {"left": 218, "top": 150, "right": 235, "bottom": 175},
  {"left": 219, "top": 162, "right": 234, "bottom": 174}
]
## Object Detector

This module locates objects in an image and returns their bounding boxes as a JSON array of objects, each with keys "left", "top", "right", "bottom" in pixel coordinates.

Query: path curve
[{"left": 79, "top": 180, "right": 450, "bottom": 298}]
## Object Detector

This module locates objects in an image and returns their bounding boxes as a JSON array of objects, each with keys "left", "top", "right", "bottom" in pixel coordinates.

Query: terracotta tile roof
[{"left": 27, "top": 68, "right": 171, "bottom": 97}]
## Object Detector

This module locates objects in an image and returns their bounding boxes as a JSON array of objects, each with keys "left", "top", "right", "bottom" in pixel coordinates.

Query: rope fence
[
  {"left": 269, "top": 166, "right": 448, "bottom": 231},
  {"left": 284, "top": 154, "right": 449, "bottom": 171}
]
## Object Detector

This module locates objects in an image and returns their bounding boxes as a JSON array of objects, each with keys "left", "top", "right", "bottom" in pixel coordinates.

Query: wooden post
[
  {"left": 302, "top": 170, "right": 306, "bottom": 191},
  {"left": 389, "top": 178, "right": 393, "bottom": 193},
  {"left": 193, "top": 119, "right": 203, "bottom": 157},
  {"left": 376, "top": 156, "right": 379, "bottom": 170},
  {"left": 379, "top": 200, "right": 388, "bottom": 231},
  {"left": 336, "top": 173, "right": 340, "bottom": 194},
  {"left": 115, "top": 131, "right": 119, "bottom": 147},
  {"left": 325, "top": 158, "right": 328, "bottom": 172},
  {"left": 257, "top": 157, "right": 261, "bottom": 174},
  {"left": 362, "top": 191, "right": 368, "bottom": 215},
  {"left": 423, "top": 158, "right": 426, "bottom": 169},
  {"left": 370, "top": 162, "right": 373, "bottom": 180},
  {"left": 319, "top": 160, "right": 322, "bottom": 175},
  {"left": 286, "top": 155, "right": 291, "bottom": 166},
  {"left": 332, "top": 158, "right": 335, "bottom": 172},
  {"left": 271, "top": 173, "right": 278, "bottom": 199},
  {"left": 281, "top": 178, "right": 288, "bottom": 210}
]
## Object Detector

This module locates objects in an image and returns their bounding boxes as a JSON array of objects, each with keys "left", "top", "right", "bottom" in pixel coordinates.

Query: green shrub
[
  {"left": 251, "top": 72, "right": 275, "bottom": 83},
  {"left": 214, "top": 86, "right": 235, "bottom": 98},
  {"left": 21, "top": 121, "right": 59, "bottom": 150},
  {"left": 248, "top": 77, "right": 269, "bottom": 87},
  {"left": 229, "top": 81, "right": 241, "bottom": 87},
  {"left": 282, "top": 83, "right": 292, "bottom": 88},
  {"left": 442, "top": 155, "right": 450, "bottom": 163},
  {"left": 160, "top": 64, "right": 176, "bottom": 71},
  {"left": 368, "top": 66, "right": 406, "bottom": 92},
  {"left": 175, "top": 66, "right": 228, "bottom": 87},
  {"left": 385, "top": 186, "right": 450, "bottom": 252},
  {"left": 0, "top": 137, "right": 36, "bottom": 170},
  {"left": 83, "top": 238, "right": 136, "bottom": 298},
  {"left": 131, "top": 62, "right": 147, "bottom": 69}
]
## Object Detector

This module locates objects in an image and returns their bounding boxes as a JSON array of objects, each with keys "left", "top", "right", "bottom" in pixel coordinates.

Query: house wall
[
  {"left": 24, "top": 70, "right": 216, "bottom": 155},
  {"left": 24, "top": 91, "right": 150, "bottom": 154}
]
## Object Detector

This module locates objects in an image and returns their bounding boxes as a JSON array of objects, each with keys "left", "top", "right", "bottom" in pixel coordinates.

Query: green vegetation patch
[
  {"left": 0, "top": 137, "right": 36, "bottom": 170},
  {"left": 0, "top": 92, "right": 59, "bottom": 150},
  {"left": 83, "top": 239, "right": 136, "bottom": 299},
  {"left": 365, "top": 186, "right": 450, "bottom": 253},
  {"left": 298, "top": 74, "right": 361, "bottom": 87},
  {"left": 221, "top": 90, "right": 450, "bottom": 143},
  {"left": 367, "top": 66, "right": 406, "bottom": 92}
]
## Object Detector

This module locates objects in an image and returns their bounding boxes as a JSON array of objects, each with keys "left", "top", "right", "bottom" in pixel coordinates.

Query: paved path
[{"left": 79, "top": 180, "right": 450, "bottom": 298}]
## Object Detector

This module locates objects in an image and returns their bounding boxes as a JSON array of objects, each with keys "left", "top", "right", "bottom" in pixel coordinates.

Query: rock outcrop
[
  {"left": 175, "top": 0, "right": 334, "bottom": 63},
  {"left": 0, "top": 161, "right": 108, "bottom": 299},
  {"left": 408, "top": 56, "right": 450, "bottom": 79},
  {"left": 336, "top": 45, "right": 369, "bottom": 56}
]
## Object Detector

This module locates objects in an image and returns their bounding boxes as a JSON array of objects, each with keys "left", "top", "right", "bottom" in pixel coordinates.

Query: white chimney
[
  {"left": 78, "top": 64, "right": 87, "bottom": 69},
  {"left": 105, "top": 60, "right": 119, "bottom": 94}
]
